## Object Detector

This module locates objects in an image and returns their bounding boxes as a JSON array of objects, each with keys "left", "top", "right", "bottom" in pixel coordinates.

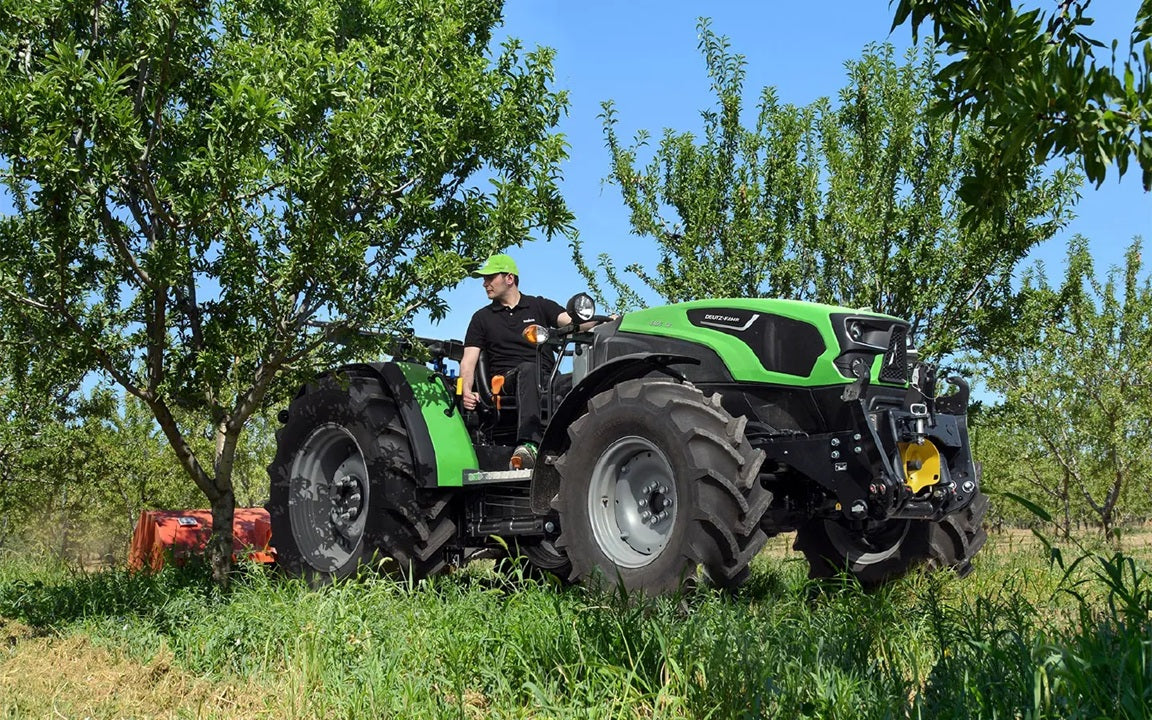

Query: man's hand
[
  {"left": 462, "top": 389, "right": 480, "bottom": 411},
  {"left": 459, "top": 346, "right": 481, "bottom": 411}
]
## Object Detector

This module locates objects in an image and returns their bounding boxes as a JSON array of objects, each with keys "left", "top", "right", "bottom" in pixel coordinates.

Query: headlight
[
  {"left": 567, "top": 293, "right": 596, "bottom": 322},
  {"left": 841, "top": 317, "right": 890, "bottom": 349},
  {"left": 848, "top": 320, "right": 864, "bottom": 342}
]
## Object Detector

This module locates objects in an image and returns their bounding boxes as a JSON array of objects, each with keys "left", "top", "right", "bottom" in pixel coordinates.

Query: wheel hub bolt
[
  {"left": 641, "top": 510, "right": 651, "bottom": 520},
  {"left": 657, "top": 485, "right": 667, "bottom": 494},
  {"left": 638, "top": 498, "right": 647, "bottom": 507},
  {"left": 663, "top": 498, "right": 673, "bottom": 508}
]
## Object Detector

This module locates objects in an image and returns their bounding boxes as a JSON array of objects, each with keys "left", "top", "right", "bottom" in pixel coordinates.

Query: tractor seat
[
  {"left": 472, "top": 351, "right": 519, "bottom": 444},
  {"left": 475, "top": 351, "right": 518, "bottom": 413}
]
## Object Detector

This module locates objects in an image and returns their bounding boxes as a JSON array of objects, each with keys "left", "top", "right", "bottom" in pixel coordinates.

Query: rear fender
[
  {"left": 334, "top": 362, "right": 476, "bottom": 488},
  {"left": 529, "top": 352, "right": 700, "bottom": 514}
]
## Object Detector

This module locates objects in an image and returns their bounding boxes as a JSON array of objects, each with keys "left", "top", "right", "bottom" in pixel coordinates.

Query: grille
[{"left": 879, "top": 325, "right": 908, "bottom": 383}]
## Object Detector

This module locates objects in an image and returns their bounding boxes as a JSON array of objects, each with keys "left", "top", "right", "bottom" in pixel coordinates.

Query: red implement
[{"left": 128, "top": 508, "right": 275, "bottom": 572}]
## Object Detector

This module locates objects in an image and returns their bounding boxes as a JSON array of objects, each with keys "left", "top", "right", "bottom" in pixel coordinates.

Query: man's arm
[
  {"left": 557, "top": 310, "right": 616, "bottom": 331},
  {"left": 459, "top": 345, "right": 482, "bottom": 410}
]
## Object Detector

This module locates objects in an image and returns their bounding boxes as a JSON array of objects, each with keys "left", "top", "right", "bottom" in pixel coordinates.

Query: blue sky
[
  {"left": 1, "top": 2, "right": 1144, "bottom": 346},
  {"left": 415, "top": 0, "right": 1150, "bottom": 341}
]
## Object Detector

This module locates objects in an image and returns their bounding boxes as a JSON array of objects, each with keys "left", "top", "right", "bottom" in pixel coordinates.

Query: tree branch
[
  {"left": 97, "top": 195, "right": 152, "bottom": 287},
  {"left": 0, "top": 287, "right": 149, "bottom": 402},
  {"left": 150, "top": 397, "right": 218, "bottom": 502}
]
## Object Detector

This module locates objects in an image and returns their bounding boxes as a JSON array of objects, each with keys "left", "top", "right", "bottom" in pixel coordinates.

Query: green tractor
[{"left": 266, "top": 295, "right": 987, "bottom": 593}]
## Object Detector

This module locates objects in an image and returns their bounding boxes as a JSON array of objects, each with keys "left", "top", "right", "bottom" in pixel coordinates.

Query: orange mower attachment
[{"left": 128, "top": 508, "right": 275, "bottom": 572}]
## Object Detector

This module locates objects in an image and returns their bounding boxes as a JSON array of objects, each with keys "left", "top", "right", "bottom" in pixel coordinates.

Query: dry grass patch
[{"left": 0, "top": 631, "right": 272, "bottom": 719}]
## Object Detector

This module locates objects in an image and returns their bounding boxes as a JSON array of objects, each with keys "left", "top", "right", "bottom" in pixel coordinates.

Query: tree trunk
[
  {"left": 1061, "top": 468, "right": 1072, "bottom": 540},
  {"left": 207, "top": 423, "right": 243, "bottom": 586},
  {"left": 58, "top": 482, "right": 69, "bottom": 559},
  {"left": 149, "top": 398, "right": 240, "bottom": 585},
  {"left": 208, "top": 488, "right": 235, "bottom": 586}
]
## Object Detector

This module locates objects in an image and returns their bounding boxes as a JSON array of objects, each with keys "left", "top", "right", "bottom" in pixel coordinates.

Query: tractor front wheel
[
  {"left": 553, "top": 380, "right": 770, "bottom": 595},
  {"left": 495, "top": 538, "right": 572, "bottom": 583},
  {"left": 795, "top": 489, "right": 989, "bottom": 588}
]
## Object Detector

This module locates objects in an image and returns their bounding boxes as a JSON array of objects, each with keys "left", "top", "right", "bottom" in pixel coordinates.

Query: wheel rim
[
  {"left": 823, "top": 519, "right": 910, "bottom": 569},
  {"left": 522, "top": 539, "right": 569, "bottom": 571},
  {"left": 289, "top": 423, "right": 369, "bottom": 572},
  {"left": 587, "top": 436, "right": 678, "bottom": 569}
]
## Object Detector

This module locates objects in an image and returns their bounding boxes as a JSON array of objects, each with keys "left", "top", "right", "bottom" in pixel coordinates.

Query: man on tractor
[{"left": 459, "top": 253, "right": 576, "bottom": 470}]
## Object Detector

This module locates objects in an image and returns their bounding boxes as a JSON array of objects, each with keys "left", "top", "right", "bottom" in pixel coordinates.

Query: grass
[{"left": 0, "top": 530, "right": 1149, "bottom": 719}]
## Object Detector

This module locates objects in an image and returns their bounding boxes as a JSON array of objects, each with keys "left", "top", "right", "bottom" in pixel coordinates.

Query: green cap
[{"left": 471, "top": 253, "right": 518, "bottom": 277}]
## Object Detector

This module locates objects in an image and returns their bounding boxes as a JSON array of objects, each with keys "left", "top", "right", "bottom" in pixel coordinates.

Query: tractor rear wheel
[
  {"left": 553, "top": 380, "right": 770, "bottom": 595},
  {"left": 795, "top": 489, "right": 989, "bottom": 588},
  {"left": 267, "top": 368, "right": 455, "bottom": 585}
]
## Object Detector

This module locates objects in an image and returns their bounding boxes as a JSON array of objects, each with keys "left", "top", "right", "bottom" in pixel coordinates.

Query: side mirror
[{"left": 566, "top": 293, "right": 596, "bottom": 322}]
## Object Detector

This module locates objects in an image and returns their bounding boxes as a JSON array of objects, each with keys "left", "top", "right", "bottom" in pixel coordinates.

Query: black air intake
[{"left": 879, "top": 325, "right": 908, "bottom": 383}]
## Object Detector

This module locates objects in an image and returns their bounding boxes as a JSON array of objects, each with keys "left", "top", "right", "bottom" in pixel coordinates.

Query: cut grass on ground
[{"left": 1, "top": 527, "right": 1150, "bottom": 719}]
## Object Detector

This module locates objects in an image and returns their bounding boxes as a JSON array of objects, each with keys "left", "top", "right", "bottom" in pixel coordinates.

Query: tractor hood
[{"left": 615, "top": 298, "right": 909, "bottom": 386}]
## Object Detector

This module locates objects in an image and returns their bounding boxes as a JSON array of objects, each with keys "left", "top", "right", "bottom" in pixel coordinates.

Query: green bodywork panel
[
  {"left": 395, "top": 362, "right": 477, "bottom": 487},
  {"left": 618, "top": 298, "right": 906, "bottom": 387}
]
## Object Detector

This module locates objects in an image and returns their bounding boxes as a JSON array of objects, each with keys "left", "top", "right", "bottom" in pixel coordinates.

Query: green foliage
[
  {"left": 582, "top": 23, "right": 1076, "bottom": 358},
  {"left": 892, "top": 0, "right": 1152, "bottom": 207},
  {"left": 0, "top": 383, "right": 274, "bottom": 559},
  {"left": 1, "top": 544, "right": 1150, "bottom": 718},
  {"left": 0, "top": 0, "right": 573, "bottom": 575},
  {"left": 977, "top": 236, "right": 1152, "bottom": 535}
]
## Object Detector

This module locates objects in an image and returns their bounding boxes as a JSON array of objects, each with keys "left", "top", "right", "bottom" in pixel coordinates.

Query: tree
[
  {"left": 0, "top": 0, "right": 573, "bottom": 581},
  {"left": 978, "top": 237, "right": 1152, "bottom": 538},
  {"left": 970, "top": 402, "right": 1076, "bottom": 535},
  {"left": 0, "top": 334, "right": 91, "bottom": 551},
  {"left": 891, "top": 0, "right": 1152, "bottom": 210},
  {"left": 0, "top": 381, "right": 62, "bottom": 549},
  {"left": 579, "top": 22, "right": 1076, "bottom": 358},
  {"left": 0, "top": 375, "right": 272, "bottom": 560}
]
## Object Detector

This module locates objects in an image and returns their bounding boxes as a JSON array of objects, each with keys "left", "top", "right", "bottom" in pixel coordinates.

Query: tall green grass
[{"left": 1, "top": 539, "right": 1149, "bottom": 719}]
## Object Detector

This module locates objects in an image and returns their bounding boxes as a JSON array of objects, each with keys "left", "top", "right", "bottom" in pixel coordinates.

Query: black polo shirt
[{"left": 465, "top": 294, "right": 565, "bottom": 376}]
